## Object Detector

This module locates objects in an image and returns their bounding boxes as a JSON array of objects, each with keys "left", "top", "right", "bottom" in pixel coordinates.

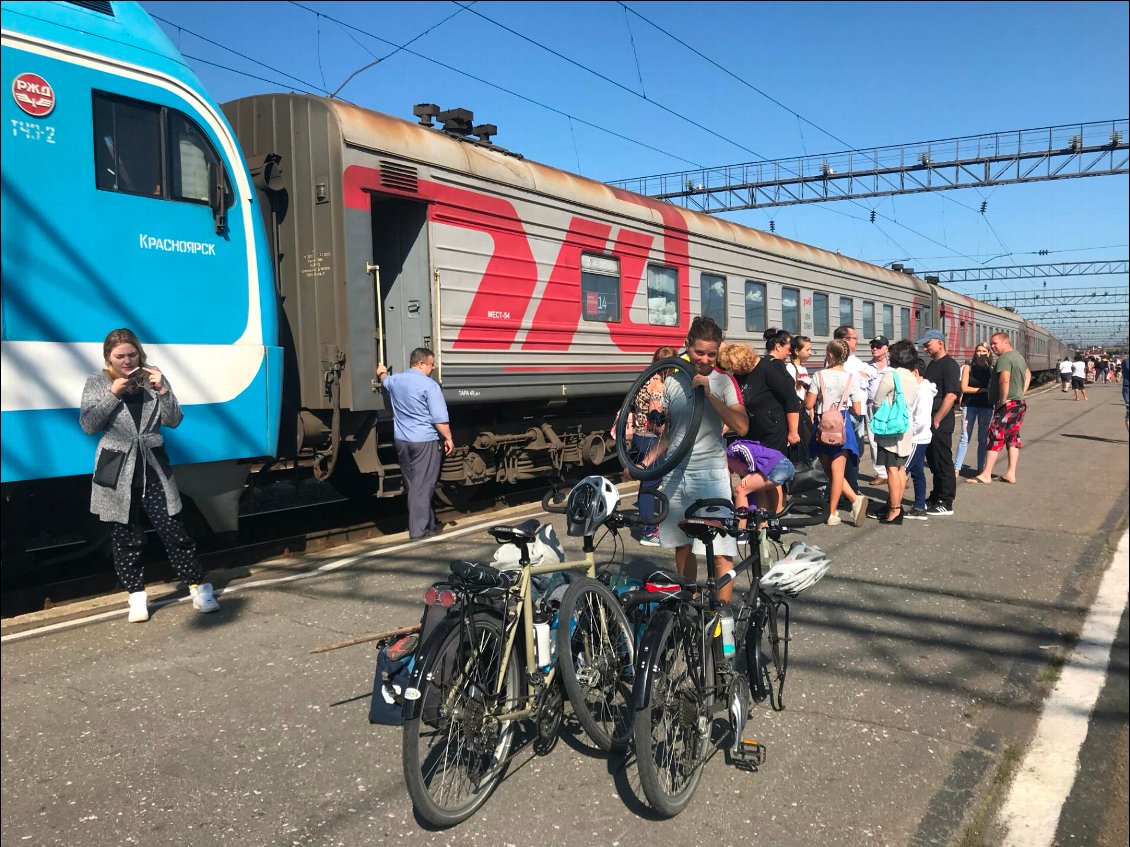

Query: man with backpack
[{"left": 917, "top": 329, "right": 961, "bottom": 516}]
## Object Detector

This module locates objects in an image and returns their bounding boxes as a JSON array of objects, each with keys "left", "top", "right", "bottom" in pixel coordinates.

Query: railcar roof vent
[
  {"left": 411, "top": 104, "right": 522, "bottom": 159},
  {"left": 437, "top": 108, "right": 474, "bottom": 136},
  {"left": 379, "top": 160, "right": 418, "bottom": 193},
  {"left": 65, "top": 0, "right": 115, "bottom": 16}
]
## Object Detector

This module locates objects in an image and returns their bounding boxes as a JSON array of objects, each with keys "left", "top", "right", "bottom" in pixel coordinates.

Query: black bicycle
[{"left": 629, "top": 499, "right": 825, "bottom": 817}]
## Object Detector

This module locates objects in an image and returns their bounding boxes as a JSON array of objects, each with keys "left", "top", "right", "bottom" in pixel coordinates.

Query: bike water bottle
[
  {"left": 719, "top": 606, "right": 736, "bottom": 659},
  {"left": 533, "top": 607, "right": 553, "bottom": 670}
]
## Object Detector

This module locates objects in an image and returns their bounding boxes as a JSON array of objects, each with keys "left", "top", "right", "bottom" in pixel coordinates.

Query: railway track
[{"left": 0, "top": 476, "right": 556, "bottom": 619}]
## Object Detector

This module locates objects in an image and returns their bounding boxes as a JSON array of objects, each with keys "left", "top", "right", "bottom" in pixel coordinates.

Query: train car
[
  {"left": 1, "top": 1, "right": 282, "bottom": 562},
  {"left": 224, "top": 94, "right": 1064, "bottom": 501}
]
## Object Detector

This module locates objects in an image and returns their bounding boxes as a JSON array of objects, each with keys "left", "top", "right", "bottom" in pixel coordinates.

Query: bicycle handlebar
[{"left": 540, "top": 480, "right": 670, "bottom": 527}]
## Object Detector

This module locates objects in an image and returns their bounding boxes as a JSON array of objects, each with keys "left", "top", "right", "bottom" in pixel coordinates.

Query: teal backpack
[{"left": 871, "top": 372, "right": 910, "bottom": 436}]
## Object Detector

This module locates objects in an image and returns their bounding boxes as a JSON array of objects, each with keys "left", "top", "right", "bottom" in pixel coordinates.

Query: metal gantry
[
  {"left": 919, "top": 260, "right": 1127, "bottom": 285},
  {"left": 609, "top": 120, "right": 1129, "bottom": 211}
]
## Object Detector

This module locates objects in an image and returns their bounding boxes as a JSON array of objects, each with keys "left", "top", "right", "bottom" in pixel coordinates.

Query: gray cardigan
[{"left": 80, "top": 371, "right": 184, "bottom": 524}]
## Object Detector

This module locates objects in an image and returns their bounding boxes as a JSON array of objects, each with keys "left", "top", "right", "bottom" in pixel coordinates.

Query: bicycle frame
[{"left": 404, "top": 532, "right": 605, "bottom": 724}]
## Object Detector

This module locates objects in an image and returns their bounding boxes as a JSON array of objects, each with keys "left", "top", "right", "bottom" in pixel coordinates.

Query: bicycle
[
  {"left": 399, "top": 477, "right": 666, "bottom": 826},
  {"left": 629, "top": 498, "right": 829, "bottom": 817}
]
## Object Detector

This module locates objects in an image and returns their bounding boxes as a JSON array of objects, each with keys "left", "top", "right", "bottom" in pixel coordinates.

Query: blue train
[{"left": 1, "top": 1, "right": 282, "bottom": 561}]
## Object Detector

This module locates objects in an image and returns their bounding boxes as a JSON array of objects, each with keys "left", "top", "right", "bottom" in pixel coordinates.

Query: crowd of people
[{"left": 614, "top": 314, "right": 1042, "bottom": 588}]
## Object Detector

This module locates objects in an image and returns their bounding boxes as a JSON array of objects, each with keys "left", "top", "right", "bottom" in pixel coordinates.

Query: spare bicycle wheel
[{"left": 614, "top": 356, "right": 704, "bottom": 481}]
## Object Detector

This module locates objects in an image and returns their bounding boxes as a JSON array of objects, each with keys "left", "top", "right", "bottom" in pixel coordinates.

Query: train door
[{"left": 370, "top": 196, "right": 432, "bottom": 371}]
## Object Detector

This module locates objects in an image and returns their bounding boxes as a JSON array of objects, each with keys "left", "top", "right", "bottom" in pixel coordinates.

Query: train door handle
[{"left": 407, "top": 300, "right": 420, "bottom": 315}]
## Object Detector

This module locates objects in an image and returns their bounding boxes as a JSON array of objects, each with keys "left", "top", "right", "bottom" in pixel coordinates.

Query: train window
[
  {"left": 93, "top": 92, "right": 233, "bottom": 209},
  {"left": 812, "top": 292, "right": 829, "bottom": 336},
  {"left": 647, "top": 265, "right": 678, "bottom": 326},
  {"left": 840, "top": 297, "right": 853, "bottom": 327},
  {"left": 862, "top": 301, "right": 875, "bottom": 339},
  {"left": 781, "top": 287, "right": 800, "bottom": 334},
  {"left": 169, "top": 111, "right": 220, "bottom": 204},
  {"left": 580, "top": 253, "right": 621, "bottom": 322},
  {"left": 901, "top": 307, "right": 910, "bottom": 340},
  {"left": 745, "top": 281, "right": 767, "bottom": 332},
  {"left": 882, "top": 304, "right": 894, "bottom": 339},
  {"left": 700, "top": 273, "right": 727, "bottom": 329},
  {"left": 93, "top": 94, "right": 161, "bottom": 197}
]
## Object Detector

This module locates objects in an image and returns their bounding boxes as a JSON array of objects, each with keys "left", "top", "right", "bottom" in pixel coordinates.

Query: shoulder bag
[{"left": 871, "top": 372, "right": 910, "bottom": 436}]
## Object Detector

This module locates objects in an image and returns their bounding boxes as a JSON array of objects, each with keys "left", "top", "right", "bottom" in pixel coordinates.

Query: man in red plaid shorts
[{"left": 970, "top": 333, "right": 1031, "bottom": 485}]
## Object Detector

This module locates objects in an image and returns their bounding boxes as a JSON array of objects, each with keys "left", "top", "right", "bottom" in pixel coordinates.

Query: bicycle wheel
[
  {"left": 555, "top": 577, "right": 636, "bottom": 753},
  {"left": 634, "top": 615, "right": 708, "bottom": 817},
  {"left": 614, "top": 357, "right": 704, "bottom": 481},
  {"left": 402, "top": 613, "right": 521, "bottom": 827}
]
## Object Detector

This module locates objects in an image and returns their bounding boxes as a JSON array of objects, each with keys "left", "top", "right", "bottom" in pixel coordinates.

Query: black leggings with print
[{"left": 110, "top": 476, "right": 201, "bottom": 593}]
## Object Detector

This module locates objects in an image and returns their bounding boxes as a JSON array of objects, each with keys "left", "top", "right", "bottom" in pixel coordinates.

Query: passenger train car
[
  {"left": 224, "top": 94, "right": 1067, "bottom": 500},
  {"left": 1, "top": 1, "right": 282, "bottom": 561}
]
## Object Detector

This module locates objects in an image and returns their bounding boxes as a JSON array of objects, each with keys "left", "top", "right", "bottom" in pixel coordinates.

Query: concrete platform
[{"left": 2, "top": 380, "right": 1127, "bottom": 846}]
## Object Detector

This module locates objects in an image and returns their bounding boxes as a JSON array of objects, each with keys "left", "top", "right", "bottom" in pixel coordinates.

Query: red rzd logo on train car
[{"left": 12, "top": 73, "right": 55, "bottom": 117}]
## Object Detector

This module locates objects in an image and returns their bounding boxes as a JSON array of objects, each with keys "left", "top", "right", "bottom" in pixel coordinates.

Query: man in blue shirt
[{"left": 375, "top": 348, "right": 454, "bottom": 539}]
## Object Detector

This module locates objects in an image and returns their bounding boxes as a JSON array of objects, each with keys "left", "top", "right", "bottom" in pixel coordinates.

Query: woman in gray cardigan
[{"left": 80, "top": 328, "right": 219, "bottom": 622}]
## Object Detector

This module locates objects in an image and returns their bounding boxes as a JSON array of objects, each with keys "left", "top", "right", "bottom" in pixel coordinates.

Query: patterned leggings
[{"left": 109, "top": 477, "right": 201, "bottom": 593}]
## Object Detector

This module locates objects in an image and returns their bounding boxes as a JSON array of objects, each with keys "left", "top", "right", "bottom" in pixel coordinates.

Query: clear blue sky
[{"left": 143, "top": 0, "right": 1129, "bottom": 342}]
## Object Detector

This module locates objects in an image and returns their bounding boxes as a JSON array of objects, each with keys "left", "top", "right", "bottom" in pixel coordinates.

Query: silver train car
[{"left": 224, "top": 94, "right": 1068, "bottom": 499}]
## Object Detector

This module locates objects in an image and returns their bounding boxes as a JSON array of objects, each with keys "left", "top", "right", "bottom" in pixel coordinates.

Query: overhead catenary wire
[
  {"left": 450, "top": 1, "right": 983, "bottom": 267},
  {"left": 615, "top": 0, "right": 1010, "bottom": 260}
]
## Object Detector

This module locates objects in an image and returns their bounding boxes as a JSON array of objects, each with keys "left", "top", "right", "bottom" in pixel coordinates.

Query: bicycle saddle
[
  {"left": 676, "top": 517, "right": 727, "bottom": 542},
  {"left": 488, "top": 524, "right": 537, "bottom": 545}
]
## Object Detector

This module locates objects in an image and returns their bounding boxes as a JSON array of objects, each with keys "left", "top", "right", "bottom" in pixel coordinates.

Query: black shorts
[{"left": 1071, "top": 376, "right": 1085, "bottom": 389}]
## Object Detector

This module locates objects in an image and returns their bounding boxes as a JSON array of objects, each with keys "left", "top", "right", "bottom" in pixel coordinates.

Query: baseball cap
[
  {"left": 870, "top": 335, "right": 889, "bottom": 348},
  {"left": 916, "top": 329, "right": 945, "bottom": 346}
]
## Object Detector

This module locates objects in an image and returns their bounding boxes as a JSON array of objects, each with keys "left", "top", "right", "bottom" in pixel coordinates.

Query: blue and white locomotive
[{"left": 1, "top": 1, "right": 282, "bottom": 559}]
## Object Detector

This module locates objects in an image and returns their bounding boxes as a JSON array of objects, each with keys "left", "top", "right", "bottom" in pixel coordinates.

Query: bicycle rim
[
  {"left": 634, "top": 619, "right": 707, "bottom": 817},
  {"left": 402, "top": 614, "right": 519, "bottom": 827},
  {"left": 556, "top": 577, "right": 635, "bottom": 752},
  {"left": 614, "top": 357, "right": 704, "bottom": 481}
]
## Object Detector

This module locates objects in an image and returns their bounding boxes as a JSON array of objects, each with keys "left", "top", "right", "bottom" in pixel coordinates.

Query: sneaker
[
  {"left": 869, "top": 477, "right": 888, "bottom": 486},
  {"left": 638, "top": 533, "right": 661, "bottom": 547},
  {"left": 826, "top": 512, "right": 842, "bottom": 526},
  {"left": 850, "top": 496, "right": 869, "bottom": 527},
  {"left": 905, "top": 507, "right": 930, "bottom": 520},
  {"left": 926, "top": 503, "right": 954, "bottom": 517},
  {"left": 127, "top": 591, "right": 149, "bottom": 623},
  {"left": 189, "top": 583, "right": 220, "bottom": 613}
]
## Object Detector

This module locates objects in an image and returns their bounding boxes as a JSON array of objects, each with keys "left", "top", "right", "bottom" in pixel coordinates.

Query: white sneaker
[
  {"left": 189, "top": 583, "right": 220, "bottom": 613},
  {"left": 851, "top": 496, "right": 869, "bottom": 527},
  {"left": 826, "top": 512, "right": 842, "bottom": 526},
  {"left": 127, "top": 591, "right": 149, "bottom": 623}
]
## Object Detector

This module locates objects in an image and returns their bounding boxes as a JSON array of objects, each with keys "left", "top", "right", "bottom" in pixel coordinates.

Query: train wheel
[{"left": 614, "top": 356, "right": 704, "bottom": 482}]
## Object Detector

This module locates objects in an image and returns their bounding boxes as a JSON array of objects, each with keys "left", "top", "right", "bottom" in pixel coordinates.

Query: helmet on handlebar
[
  {"left": 566, "top": 476, "right": 619, "bottom": 537},
  {"left": 759, "top": 542, "right": 831, "bottom": 597}
]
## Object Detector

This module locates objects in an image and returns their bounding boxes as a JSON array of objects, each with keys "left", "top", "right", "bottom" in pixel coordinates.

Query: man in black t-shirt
[{"left": 918, "top": 329, "right": 961, "bottom": 515}]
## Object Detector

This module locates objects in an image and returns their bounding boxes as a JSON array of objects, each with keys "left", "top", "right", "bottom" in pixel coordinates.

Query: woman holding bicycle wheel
[{"left": 655, "top": 316, "right": 749, "bottom": 603}]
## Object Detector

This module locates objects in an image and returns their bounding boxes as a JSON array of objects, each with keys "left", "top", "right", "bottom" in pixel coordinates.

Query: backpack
[
  {"left": 816, "top": 372, "right": 854, "bottom": 447},
  {"left": 871, "top": 371, "right": 910, "bottom": 437}
]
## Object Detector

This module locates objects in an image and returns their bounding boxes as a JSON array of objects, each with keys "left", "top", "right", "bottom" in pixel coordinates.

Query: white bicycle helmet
[
  {"left": 565, "top": 476, "right": 619, "bottom": 537},
  {"left": 759, "top": 541, "right": 831, "bottom": 597}
]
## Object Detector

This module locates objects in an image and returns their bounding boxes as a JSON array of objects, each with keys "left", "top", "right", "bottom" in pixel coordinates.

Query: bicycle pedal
[{"left": 734, "top": 738, "right": 766, "bottom": 767}]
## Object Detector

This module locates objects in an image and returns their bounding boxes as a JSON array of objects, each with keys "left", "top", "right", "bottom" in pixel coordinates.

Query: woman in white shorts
[{"left": 655, "top": 315, "right": 749, "bottom": 604}]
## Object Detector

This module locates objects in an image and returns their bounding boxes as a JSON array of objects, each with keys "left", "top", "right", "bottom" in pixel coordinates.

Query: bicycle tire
[
  {"left": 633, "top": 614, "right": 708, "bottom": 817},
  {"left": 555, "top": 577, "right": 636, "bottom": 753},
  {"left": 402, "top": 613, "right": 520, "bottom": 827},
  {"left": 614, "top": 357, "right": 704, "bottom": 481}
]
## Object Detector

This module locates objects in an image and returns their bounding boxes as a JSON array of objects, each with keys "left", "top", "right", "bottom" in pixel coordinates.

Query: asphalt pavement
[{"left": 2, "top": 380, "right": 1127, "bottom": 847}]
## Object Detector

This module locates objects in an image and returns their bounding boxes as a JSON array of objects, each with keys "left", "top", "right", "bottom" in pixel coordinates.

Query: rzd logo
[{"left": 12, "top": 73, "right": 55, "bottom": 117}]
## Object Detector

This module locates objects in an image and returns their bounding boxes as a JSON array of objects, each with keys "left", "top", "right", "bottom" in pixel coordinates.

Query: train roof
[
  {"left": 312, "top": 96, "right": 931, "bottom": 291},
  {"left": 2, "top": 1, "right": 200, "bottom": 89}
]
